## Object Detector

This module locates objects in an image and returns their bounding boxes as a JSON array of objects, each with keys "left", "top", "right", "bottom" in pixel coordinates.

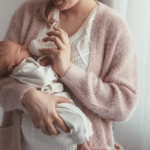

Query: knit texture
[
  {"left": 69, "top": 5, "right": 98, "bottom": 71},
  {"left": 0, "top": 0, "right": 138, "bottom": 150},
  {"left": 36, "top": 4, "right": 98, "bottom": 110}
]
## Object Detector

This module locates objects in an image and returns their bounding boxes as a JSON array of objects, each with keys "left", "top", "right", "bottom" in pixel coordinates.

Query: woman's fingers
[
  {"left": 46, "top": 122, "right": 60, "bottom": 135},
  {"left": 43, "top": 36, "right": 64, "bottom": 49},
  {"left": 40, "top": 124, "right": 51, "bottom": 135},
  {"left": 40, "top": 117, "right": 60, "bottom": 135},
  {"left": 41, "top": 27, "right": 71, "bottom": 76},
  {"left": 46, "top": 30, "right": 68, "bottom": 45},
  {"left": 32, "top": 119, "right": 40, "bottom": 129},
  {"left": 56, "top": 96, "right": 73, "bottom": 104},
  {"left": 53, "top": 97, "right": 72, "bottom": 133},
  {"left": 24, "top": 91, "right": 72, "bottom": 136},
  {"left": 40, "top": 48, "right": 59, "bottom": 57},
  {"left": 44, "top": 117, "right": 60, "bottom": 135},
  {"left": 53, "top": 115, "right": 70, "bottom": 133}
]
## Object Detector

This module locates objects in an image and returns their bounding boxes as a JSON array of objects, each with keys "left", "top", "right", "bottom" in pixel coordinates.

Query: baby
[{"left": 0, "top": 41, "right": 93, "bottom": 150}]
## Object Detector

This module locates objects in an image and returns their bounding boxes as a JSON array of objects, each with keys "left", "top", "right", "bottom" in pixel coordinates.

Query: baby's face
[{"left": 4, "top": 41, "right": 32, "bottom": 66}]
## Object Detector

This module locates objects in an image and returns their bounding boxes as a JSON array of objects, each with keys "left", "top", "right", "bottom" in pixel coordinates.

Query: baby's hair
[{"left": 0, "top": 41, "right": 10, "bottom": 77}]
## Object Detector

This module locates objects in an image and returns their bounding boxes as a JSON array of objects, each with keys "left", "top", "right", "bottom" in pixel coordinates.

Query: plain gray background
[{"left": 0, "top": 0, "right": 26, "bottom": 41}]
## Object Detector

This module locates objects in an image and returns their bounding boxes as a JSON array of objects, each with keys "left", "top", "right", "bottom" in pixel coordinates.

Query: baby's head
[{"left": 0, "top": 41, "right": 32, "bottom": 77}]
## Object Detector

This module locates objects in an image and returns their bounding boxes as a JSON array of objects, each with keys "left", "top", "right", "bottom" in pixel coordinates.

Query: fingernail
[
  {"left": 64, "top": 37, "right": 68, "bottom": 42},
  {"left": 69, "top": 99, "right": 73, "bottom": 102}
]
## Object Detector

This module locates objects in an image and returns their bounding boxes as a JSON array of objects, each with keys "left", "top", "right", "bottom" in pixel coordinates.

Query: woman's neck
[{"left": 60, "top": 0, "right": 97, "bottom": 20}]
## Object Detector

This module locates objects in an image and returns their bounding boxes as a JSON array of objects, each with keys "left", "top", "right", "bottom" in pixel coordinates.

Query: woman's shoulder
[
  {"left": 13, "top": 0, "right": 48, "bottom": 18},
  {"left": 96, "top": 2, "right": 132, "bottom": 39}
]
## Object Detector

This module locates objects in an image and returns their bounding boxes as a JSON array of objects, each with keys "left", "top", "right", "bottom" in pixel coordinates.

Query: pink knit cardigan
[{"left": 0, "top": 0, "right": 138, "bottom": 150}]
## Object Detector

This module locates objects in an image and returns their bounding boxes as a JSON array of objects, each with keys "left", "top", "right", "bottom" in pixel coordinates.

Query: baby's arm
[
  {"left": 39, "top": 56, "right": 53, "bottom": 67},
  {"left": 56, "top": 102, "right": 93, "bottom": 147}
]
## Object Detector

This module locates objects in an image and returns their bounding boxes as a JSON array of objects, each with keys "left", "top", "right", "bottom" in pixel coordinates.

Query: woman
[{"left": 0, "top": 0, "right": 138, "bottom": 150}]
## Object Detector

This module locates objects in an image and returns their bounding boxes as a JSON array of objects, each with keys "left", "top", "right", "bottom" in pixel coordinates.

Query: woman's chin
[
  {"left": 53, "top": 0, "right": 62, "bottom": 5},
  {"left": 53, "top": 0, "right": 66, "bottom": 10}
]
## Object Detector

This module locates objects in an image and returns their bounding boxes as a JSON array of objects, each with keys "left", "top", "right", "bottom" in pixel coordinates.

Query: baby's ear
[{"left": 7, "top": 64, "right": 17, "bottom": 72}]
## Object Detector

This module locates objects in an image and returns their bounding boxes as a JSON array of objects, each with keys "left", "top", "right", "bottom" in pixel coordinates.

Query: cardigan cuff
[
  {"left": 60, "top": 64, "right": 86, "bottom": 86},
  {"left": 18, "top": 86, "right": 33, "bottom": 113}
]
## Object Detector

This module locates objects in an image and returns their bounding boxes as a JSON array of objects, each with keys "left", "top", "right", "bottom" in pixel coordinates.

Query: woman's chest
[{"left": 58, "top": 13, "right": 86, "bottom": 38}]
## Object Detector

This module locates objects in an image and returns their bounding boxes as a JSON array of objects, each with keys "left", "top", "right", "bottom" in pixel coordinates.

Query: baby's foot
[{"left": 77, "top": 142, "right": 91, "bottom": 150}]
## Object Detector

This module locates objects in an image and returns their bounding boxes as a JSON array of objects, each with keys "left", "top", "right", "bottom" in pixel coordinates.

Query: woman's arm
[
  {"left": 0, "top": 77, "right": 33, "bottom": 112},
  {"left": 40, "top": 26, "right": 138, "bottom": 122},
  {"left": 1, "top": 1, "right": 72, "bottom": 135},
  {"left": 60, "top": 37, "right": 138, "bottom": 122}
]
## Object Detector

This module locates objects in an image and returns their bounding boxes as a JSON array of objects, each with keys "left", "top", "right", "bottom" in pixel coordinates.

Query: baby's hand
[
  {"left": 39, "top": 56, "right": 52, "bottom": 66},
  {"left": 77, "top": 142, "right": 91, "bottom": 150}
]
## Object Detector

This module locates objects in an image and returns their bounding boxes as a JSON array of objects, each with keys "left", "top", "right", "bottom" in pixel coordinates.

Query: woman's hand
[
  {"left": 22, "top": 88, "right": 72, "bottom": 135},
  {"left": 40, "top": 26, "right": 71, "bottom": 77}
]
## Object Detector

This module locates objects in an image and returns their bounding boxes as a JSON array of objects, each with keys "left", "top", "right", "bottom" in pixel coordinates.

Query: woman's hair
[{"left": 39, "top": 0, "right": 59, "bottom": 30}]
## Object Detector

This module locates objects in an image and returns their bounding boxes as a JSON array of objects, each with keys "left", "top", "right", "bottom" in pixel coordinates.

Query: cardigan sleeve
[
  {"left": 0, "top": 77, "right": 33, "bottom": 112},
  {"left": 60, "top": 34, "right": 138, "bottom": 122},
  {"left": 4, "top": 1, "right": 27, "bottom": 43},
  {"left": 0, "top": 2, "right": 34, "bottom": 112}
]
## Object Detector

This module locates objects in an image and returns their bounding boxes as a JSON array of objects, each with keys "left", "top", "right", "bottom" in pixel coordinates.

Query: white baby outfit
[
  {"left": 10, "top": 56, "right": 93, "bottom": 150},
  {"left": 10, "top": 3, "right": 98, "bottom": 150}
]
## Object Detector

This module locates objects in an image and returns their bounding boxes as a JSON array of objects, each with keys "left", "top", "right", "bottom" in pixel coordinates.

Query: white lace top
[
  {"left": 38, "top": 4, "right": 98, "bottom": 71},
  {"left": 21, "top": 3, "right": 98, "bottom": 150}
]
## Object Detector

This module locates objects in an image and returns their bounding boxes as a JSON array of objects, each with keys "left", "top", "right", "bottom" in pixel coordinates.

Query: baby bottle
[{"left": 28, "top": 39, "right": 57, "bottom": 57}]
